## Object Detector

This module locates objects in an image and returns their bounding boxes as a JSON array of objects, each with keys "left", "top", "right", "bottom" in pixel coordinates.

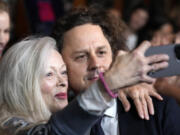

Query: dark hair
[
  {"left": 51, "top": 6, "right": 127, "bottom": 54},
  {"left": 124, "top": 3, "right": 149, "bottom": 23},
  {"left": 151, "top": 16, "right": 176, "bottom": 32},
  {"left": 0, "top": 0, "right": 10, "bottom": 14}
]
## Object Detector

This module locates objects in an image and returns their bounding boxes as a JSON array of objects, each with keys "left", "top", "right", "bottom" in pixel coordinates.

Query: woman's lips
[{"left": 55, "top": 92, "right": 67, "bottom": 99}]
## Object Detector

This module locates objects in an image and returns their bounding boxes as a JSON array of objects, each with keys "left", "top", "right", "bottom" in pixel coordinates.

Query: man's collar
[{"left": 104, "top": 99, "right": 117, "bottom": 118}]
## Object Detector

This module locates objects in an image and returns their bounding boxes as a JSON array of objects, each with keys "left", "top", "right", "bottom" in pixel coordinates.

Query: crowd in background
[{"left": 1, "top": 0, "right": 180, "bottom": 46}]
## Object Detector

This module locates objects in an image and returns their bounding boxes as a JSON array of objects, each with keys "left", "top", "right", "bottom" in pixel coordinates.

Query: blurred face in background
[
  {"left": 61, "top": 24, "right": 113, "bottom": 93},
  {"left": 0, "top": 11, "right": 10, "bottom": 57},
  {"left": 129, "top": 9, "right": 149, "bottom": 32},
  {"left": 41, "top": 50, "right": 68, "bottom": 113},
  {"left": 151, "top": 23, "right": 174, "bottom": 46},
  {"left": 159, "top": 23, "right": 173, "bottom": 35}
]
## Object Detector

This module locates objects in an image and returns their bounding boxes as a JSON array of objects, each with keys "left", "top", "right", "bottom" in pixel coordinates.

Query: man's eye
[
  {"left": 98, "top": 51, "right": 106, "bottom": 56},
  {"left": 75, "top": 55, "right": 87, "bottom": 61}
]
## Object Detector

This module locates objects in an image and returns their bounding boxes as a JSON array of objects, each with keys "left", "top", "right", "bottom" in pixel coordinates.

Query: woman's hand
[{"left": 118, "top": 83, "right": 163, "bottom": 120}]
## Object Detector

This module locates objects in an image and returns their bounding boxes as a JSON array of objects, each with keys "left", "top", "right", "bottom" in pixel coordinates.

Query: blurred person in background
[
  {"left": 24, "top": 0, "right": 66, "bottom": 35},
  {"left": 123, "top": 4, "right": 149, "bottom": 50},
  {"left": 150, "top": 18, "right": 175, "bottom": 46},
  {"left": 0, "top": 0, "right": 10, "bottom": 59}
]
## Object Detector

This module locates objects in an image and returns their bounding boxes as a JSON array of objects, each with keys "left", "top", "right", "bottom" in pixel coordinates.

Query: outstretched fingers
[
  {"left": 147, "top": 54, "right": 169, "bottom": 65},
  {"left": 118, "top": 90, "right": 131, "bottom": 112},
  {"left": 135, "top": 41, "right": 151, "bottom": 54}
]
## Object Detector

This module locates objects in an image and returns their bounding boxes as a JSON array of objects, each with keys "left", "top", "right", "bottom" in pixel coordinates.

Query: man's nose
[{"left": 88, "top": 55, "right": 100, "bottom": 71}]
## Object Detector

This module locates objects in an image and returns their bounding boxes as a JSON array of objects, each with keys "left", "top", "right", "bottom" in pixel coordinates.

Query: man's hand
[{"left": 118, "top": 83, "right": 163, "bottom": 120}]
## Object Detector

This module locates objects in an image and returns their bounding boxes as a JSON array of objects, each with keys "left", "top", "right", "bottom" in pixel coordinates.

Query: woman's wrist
[
  {"left": 98, "top": 72, "right": 118, "bottom": 98},
  {"left": 97, "top": 80, "right": 112, "bottom": 102}
]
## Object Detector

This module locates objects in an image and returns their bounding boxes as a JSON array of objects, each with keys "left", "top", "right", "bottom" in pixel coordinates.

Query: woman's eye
[
  {"left": 46, "top": 72, "right": 53, "bottom": 77},
  {"left": 61, "top": 70, "right": 67, "bottom": 75}
]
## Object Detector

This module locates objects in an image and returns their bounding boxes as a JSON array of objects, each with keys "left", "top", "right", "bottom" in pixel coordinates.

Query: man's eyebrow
[
  {"left": 72, "top": 45, "right": 107, "bottom": 55},
  {"left": 97, "top": 46, "right": 107, "bottom": 50},
  {"left": 73, "top": 49, "right": 88, "bottom": 54}
]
